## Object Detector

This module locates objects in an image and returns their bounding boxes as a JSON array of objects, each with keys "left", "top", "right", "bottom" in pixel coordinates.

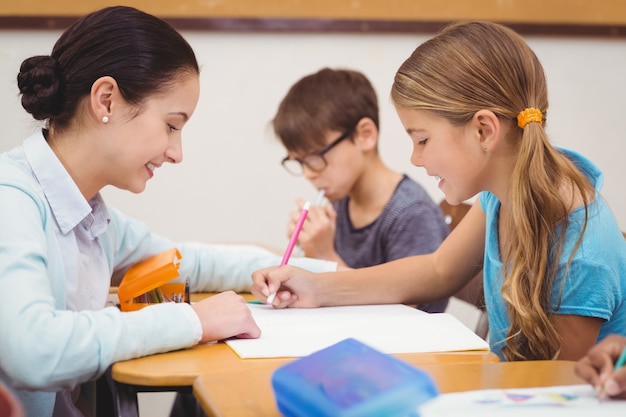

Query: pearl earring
[{"left": 102, "top": 116, "right": 109, "bottom": 124}]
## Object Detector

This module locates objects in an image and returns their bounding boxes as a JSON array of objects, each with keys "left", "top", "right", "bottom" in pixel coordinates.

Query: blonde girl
[{"left": 251, "top": 21, "right": 626, "bottom": 361}]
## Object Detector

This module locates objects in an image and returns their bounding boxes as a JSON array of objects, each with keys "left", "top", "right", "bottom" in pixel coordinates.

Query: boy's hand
[{"left": 288, "top": 198, "right": 338, "bottom": 261}]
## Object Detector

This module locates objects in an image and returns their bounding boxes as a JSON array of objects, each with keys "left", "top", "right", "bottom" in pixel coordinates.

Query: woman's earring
[
  {"left": 482, "top": 146, "right": 488, "bottom": 151},
  {"left": 102, "top": 116, "right": 109, "bottom": 124}
]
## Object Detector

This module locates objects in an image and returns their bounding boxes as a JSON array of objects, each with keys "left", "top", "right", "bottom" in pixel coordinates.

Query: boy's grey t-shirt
[{"left": 333, "top": 175, "right": 450, "bottom": 313}]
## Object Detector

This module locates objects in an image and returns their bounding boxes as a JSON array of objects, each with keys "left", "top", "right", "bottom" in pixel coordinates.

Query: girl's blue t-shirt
[{"left": 480, "top": 148, "right": 626, "bottom": 360}]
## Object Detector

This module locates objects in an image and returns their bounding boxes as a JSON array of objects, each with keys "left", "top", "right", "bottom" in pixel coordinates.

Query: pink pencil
[{"left": 267, "top": 201, "right": 311, "bottom": 305}]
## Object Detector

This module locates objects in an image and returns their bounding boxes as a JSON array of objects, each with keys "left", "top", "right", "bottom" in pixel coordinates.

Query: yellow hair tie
[{"left": 517, "top": 108, "right": 543, "bottom": 129}]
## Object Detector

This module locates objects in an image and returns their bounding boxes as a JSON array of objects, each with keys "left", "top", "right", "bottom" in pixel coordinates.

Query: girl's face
[
  {"left": 106, "top": 74, "right": 200, "bottom": 194},
  {"left": 395, "top": 108, "right": 487, "bottom": 205}
]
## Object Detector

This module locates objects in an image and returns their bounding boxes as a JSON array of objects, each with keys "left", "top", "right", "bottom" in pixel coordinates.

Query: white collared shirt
[{"left": 26, "top": 137, "right": 111, "bottom": 311}]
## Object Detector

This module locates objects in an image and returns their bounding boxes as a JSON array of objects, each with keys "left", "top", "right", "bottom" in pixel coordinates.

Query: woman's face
[
  {"left": 105, "top": 73, "right": 200, "bottom": 194},
  {"left": 395, "top": 108, "right": 487, "bottom": 205}
]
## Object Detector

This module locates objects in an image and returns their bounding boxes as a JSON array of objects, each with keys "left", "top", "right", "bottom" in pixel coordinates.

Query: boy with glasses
[{"left": 273, "top": 68, "right": 449, "bottom": 313}]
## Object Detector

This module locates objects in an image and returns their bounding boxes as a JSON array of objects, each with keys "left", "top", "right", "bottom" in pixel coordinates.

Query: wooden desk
[
  {"left": 111, "top": 293, "right": 498, "bottom": 416},
  {"left": 193, "top": 360, "right": 585, "bottom": 417},
  {"left": 112, "top": 342, "right": 498, "bottom": 416}
]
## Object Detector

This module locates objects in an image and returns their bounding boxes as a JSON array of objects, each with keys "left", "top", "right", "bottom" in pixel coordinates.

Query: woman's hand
[{"left": 191, "top": 291, "right": 261, "bottom": 342}]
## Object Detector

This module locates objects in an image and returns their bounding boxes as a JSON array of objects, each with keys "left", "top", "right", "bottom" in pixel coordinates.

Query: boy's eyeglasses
[{"left": 281, "top": 130, "right": 353, "bottom": 176}]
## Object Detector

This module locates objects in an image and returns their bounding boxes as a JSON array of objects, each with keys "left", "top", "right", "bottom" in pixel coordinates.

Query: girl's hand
[{"left": 250, "top": 265, "right": 321, "bottom": 308}]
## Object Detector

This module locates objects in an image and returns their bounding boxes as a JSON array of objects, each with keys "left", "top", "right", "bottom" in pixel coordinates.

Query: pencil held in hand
[
  {"left": 265, "top": 292, "right": 276, "bottom": 305},
  {"left": 293, "top": 190, "right": 325, "bottom": 257},
  {"left": 598, "top": 345, "right": 626, "bottom": 400},
  {"left": 314, "top": 189, "right": 326, "bottom": 206},
  {"left": 267, "top": 201, "right": 311, "bottom": 305},
  {"left": 280, "top": 201, "right": 311, "bottom": 266},
  {"left": 614, "top": 345, "right": 626, "bottom": 371}
]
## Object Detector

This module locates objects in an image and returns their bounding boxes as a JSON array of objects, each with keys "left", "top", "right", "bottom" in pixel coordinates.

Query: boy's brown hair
[{"left": 273, "top": 68, "right": 379, "bottom": 153}]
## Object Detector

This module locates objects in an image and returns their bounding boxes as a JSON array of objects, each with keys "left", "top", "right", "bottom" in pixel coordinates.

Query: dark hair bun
[{"left": 17, "top": 55, "right": 64, "bottom": 120}]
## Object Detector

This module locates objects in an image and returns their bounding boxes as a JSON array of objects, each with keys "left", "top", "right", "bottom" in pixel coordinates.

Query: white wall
[{"left": 1, "top": 30, "right": 625, "bottom": 249}]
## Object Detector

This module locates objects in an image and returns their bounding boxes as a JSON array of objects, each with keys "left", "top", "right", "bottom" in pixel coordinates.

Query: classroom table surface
[
  {"left": 111, "top": 292, "right": 498, "bottom": 417},
  {"left": 112, "top": 338, "right": 499, "bottom": 388},
  {"left": 193, "top": 360, "right": 586, "bottom": 417},
  {"left": 113, "top": 292, "right": 499, "bottom": 387}
]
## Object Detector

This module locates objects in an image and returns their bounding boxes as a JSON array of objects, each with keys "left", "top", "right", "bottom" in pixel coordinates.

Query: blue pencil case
[{"left": 271, "top": 338, "right": 439, "bottom": 417}]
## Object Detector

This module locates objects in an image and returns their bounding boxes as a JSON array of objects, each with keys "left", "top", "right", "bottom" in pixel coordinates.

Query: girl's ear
[
  {"left": 474, "top": 109, "right": 501, "bottom": 152},
  {"left": 90, "top": 76, "right": 118, "bottom": 124},
  {"left": 353, "top": 117, "right": 379, "bottom": 152}
]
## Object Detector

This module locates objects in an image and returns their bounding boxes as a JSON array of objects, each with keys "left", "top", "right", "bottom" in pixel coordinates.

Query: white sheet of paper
[
  {"left": 225, "top": 304, "right": 489, "bottom": 358},
  {"left": 417, "top": 384, "right": 626, "bottom": 416}
]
